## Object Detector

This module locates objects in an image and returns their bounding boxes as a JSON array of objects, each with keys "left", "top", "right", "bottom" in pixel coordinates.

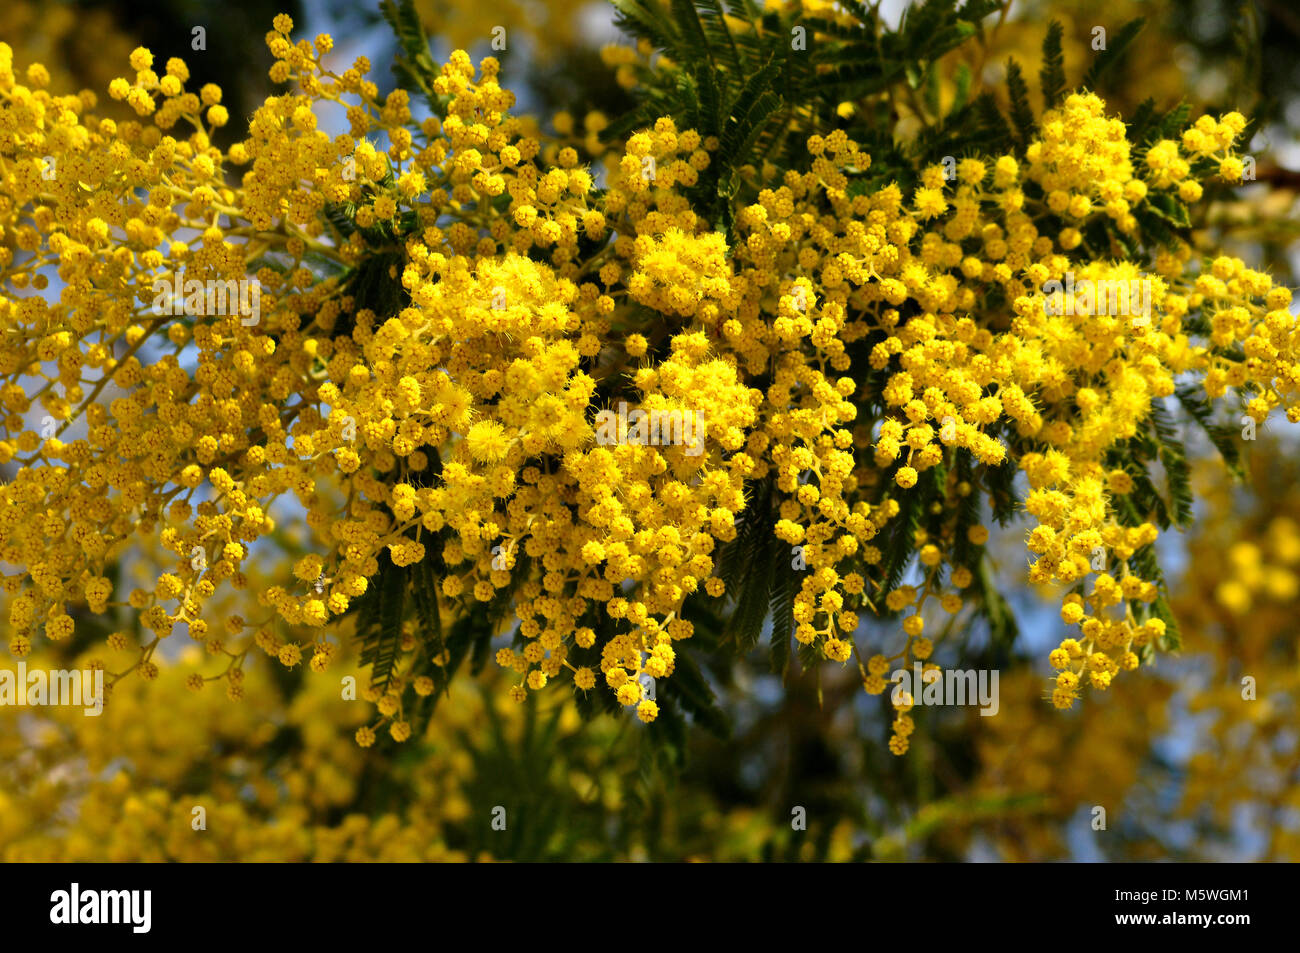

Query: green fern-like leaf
[
  {"left": 356, "top": 551, "right": 407, "bottom": 692},
  {"left": 719, "top": 477, "right": 781, "bottom": 650},
  {"left": 880, "top": 474, "right": 926, "bottom": 595},
  {"left": 768, "top": 558, "right": 800, "bottom": 677},
  {"left": 380, "top": 0, "right": 440, "bottom": 110},
  {"left": 1080, "top": 17, "right": 1146, "bottom": 92},
  {"left": 697, "top": 0, "right": 744, "bottom": 76},
  {"left": 1039, "top": 20, "right": 1067, "bottom": 107},
  {"left": 1151, "top": 592, "right": 1181, "bottom": 651},
  {"left": 1175, "top": 382, "right": 1244, "bottom": 480},
  {"left": 610, "top": 0, "right": 681, "bottom": 52},
  {"left": 660, "top": 648, "right": 730, "bottom": 736},
  {"left": 1148, "top": 399, "right": 1195, "bottom": 528},
  {"left": 1005, "top": 59, "right": 1035, "bottom": 146},
  {"left": 1153, "top": 100, "right": 1192, "bottom": 139}
]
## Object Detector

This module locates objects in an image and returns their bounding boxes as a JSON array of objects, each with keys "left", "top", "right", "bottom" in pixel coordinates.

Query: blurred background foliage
[{"left": 1, "top": 0, "right": 1297, "bottom": 861}]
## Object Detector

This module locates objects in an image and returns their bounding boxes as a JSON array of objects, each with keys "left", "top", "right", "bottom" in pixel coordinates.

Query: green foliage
[
  {"left": 355, "top": 550, "right": 407, "bottom": 693},
  {"left": 1149, "top": 399, "right": 1196, "bottom": 529},
  {"left": 1080, "top": 17, "right": 1147, "bottom": 94},
  {"left": 379, "top": 0, "right": 442, "bottom": 112},
  {"left": 1038, "top": 20, "right": 1066, "bottom": 108},
  {"left": 718, "top": 475, "right": 778, "bottom": 651},
  {"left": 1175, "top": 382, "right": 1245, "bottom": 480},
  {"left": 1004, "top": 59, "right": 1035, "bottom": 148}
]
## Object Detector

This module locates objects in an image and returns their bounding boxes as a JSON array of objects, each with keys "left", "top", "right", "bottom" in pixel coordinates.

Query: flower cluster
[{"left": 1, "top": 9, "right": 1297, "bottom": 758}]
